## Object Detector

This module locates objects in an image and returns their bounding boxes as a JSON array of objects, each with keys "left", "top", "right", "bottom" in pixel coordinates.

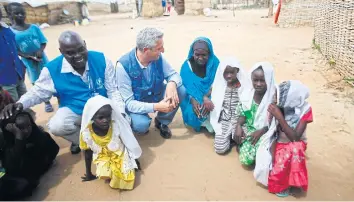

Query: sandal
[{"left": 276, "top": 189, "right": 290, "bottom": 197}]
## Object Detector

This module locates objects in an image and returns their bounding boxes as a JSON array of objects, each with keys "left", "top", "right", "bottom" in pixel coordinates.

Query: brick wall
[
  {"left": 87, "top": 2, "right": 111, "bottom": 14},
  {"left": 0, "top": 2, "right": 81, "bottom": 25},
  {"left": 0, "top": 3, "right": 49, "bottom": 25},
  {"left": 87, "top": 2, "right": 135, "bottom": 14},
  {"left": 141, "top": 0, "right": 163, "bottom": 17},
  {"left": 185, "top": 0, "right": 211, "bottom": 15},
  {"left": 24, "top": 4, "right": 49, "bottom": 24},
  {"left": 47, "top": 2, "right": 81, "bottom": 25}
]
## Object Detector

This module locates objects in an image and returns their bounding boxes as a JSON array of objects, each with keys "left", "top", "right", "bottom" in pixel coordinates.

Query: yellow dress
[{"left": 79, "top": 124, "right": 135, "bottom": 190}]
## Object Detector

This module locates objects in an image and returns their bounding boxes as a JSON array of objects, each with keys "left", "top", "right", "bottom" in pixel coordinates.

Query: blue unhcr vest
[
  {"left": 47, "top": 51, "right": 107, "bottom": 115},
  {"left": 119, "top": 49, "right": 164, "bottom": 103}
]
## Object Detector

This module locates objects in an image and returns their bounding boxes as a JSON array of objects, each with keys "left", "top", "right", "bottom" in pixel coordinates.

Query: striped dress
[{"left": 214, "top": 86, "right": 240, "bottom": 154}]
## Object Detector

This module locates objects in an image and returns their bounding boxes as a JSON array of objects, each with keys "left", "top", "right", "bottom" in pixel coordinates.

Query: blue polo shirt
[{"left": 0, "top": 24, "right": 25, "bottom": 86}]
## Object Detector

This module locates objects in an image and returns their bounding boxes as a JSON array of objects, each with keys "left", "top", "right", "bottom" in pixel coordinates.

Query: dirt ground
[{"left": 25, "top": 8, "right": 354, "bottom": 200}]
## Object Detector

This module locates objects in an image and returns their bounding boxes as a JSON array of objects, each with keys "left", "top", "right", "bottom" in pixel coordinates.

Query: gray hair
[{"left": 136, "top": 27, "right": 164, "bottom": 51}]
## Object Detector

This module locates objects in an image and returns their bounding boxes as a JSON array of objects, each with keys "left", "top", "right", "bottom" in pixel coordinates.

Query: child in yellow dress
[{"left": 79, "top": 95, "right": 142, "bottom": 190}]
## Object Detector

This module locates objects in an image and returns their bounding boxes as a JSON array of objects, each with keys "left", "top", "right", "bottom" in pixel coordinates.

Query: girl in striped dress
[{"left": 210, "top": 57, "right": 248, "bottom": 154}]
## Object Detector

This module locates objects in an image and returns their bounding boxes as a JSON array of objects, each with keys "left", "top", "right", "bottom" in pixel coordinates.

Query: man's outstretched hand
[{"left": 0, "top": 103, "right": 24, "bottom": 120}]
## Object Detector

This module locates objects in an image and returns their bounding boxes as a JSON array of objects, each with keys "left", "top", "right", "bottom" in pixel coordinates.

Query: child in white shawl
[
  {"left": 79, "top": 95, "right": 142, "bottom": 190},
  {"left": 234, "top": 62, "right": 276, "bottom": 167},
  {"left": 267, "top": 80, "right": 312, "bottom": 197},
  {"left": 210, "top": 57, "right": 248, "bottom": 154}
]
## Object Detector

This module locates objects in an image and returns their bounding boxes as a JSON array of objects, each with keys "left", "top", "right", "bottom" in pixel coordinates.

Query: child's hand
[
  {"left": 5, "top": 123, "right": 24, "bottom": 140},
  {"left": 81, "top": 173, "right": 97, "bottom": 182},
  {"left": 234, "top": 125, "right": 245, "bottom": 145},
  {"left": 202, "top": 96, "right": 214, "bottom": 112},
  {"left": 268, "top": 104, "right": 283, "bottom": 121},
  {"left": 250, "top": 130, "right": 263, "bottom": 145},
  {"left": 191, "top": 98, "right": 201, "bottom": 118}
]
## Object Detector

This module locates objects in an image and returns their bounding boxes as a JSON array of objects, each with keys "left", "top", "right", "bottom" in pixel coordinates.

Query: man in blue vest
[
  {"left": 116, "top": 27, "right": 186, "bottom": 139},
  {"left": 0, "top": 31, "right": 127, "bottom": 154},
  {"left": 0, "top": 8, "right": 27, "bottom": 102}
]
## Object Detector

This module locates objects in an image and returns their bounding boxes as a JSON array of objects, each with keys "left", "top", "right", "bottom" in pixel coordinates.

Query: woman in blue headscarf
[{"left": 180, "top": 37, "right": 220, "bottom": 132}]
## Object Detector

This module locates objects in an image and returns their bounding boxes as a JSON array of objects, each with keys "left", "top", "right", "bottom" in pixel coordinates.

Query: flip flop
[{"left": 276, "top": 189, "right": 290, "bottom": 197}]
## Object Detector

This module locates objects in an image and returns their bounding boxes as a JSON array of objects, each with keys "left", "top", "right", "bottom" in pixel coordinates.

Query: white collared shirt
[
  {"left": 18, "top": 56, "right": 126, "bottom": 115},
  {"left": 60, "top": 57, "right": 89, "bottom": 82}
]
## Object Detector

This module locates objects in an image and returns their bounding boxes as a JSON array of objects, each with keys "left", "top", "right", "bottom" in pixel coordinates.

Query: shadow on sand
[{"left": 28, "top": 152, "right": 82, "bottom": 200}]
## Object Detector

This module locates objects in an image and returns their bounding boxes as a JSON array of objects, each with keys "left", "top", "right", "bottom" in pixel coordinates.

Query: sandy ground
[{"left": 24, "top": 9, "right": 354, "bottom": 200}]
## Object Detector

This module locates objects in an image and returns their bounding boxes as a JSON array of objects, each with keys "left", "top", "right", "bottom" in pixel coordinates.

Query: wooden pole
[
  {"left": 232, "top": 0, "right": 235, "bottom": 16},
  {"left": 268, "top": 0, "right": 273, "bottom": 17}
]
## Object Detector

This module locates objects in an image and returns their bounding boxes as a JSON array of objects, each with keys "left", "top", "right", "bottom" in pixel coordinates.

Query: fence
[
  {"left": 211, "top": 0, "right": 265, "bottom": 9},
  {"left": 277, "top": 0, "right": 354, "bottom": 83},
  {"left": 314, "top": 0, "right": 354, "bottom": 82},
  {"left": 277, "top": 0, "right": 321, "bottom": 28}
]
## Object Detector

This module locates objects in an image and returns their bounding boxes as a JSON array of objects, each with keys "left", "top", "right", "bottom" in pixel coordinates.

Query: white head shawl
[
  {"left": 80, "top": 95, "right": 142, "bottom": 159},
  {"left": 239, "top": 62, "right": 277, "bottom": 130},
  {"left": 254, "top": 80, "right": 311, "bottom": 187},
  {"left": 210, "top": 56, "right": 249, "bottom": 136},
  {"left": 239, "top": 62, "right": 276, "bottom": 186},
  {"left": 278, "top": 80, "right": 311, "bottom": 128}
]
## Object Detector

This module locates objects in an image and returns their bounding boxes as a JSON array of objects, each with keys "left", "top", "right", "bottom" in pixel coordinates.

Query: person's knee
[
  {"left": 48, "top": 108, "right": 81, "bottom": 137},
  {"left": 214, "top": 142, "right": 230, "bottom": 154},
  {"left": 215, "top": 146, "right": 229, "bottom": 155},
  {"left": 131, "top": 116, "right": 151, "bottom": 134},
  {"left": 240, "top": 157, "right": 255, "bottom": 167},
  {"left": 214, "top": 135, "right": 230, "bottom": 154},
  {"left": 48, "top": 118, "right": 66, "bottom": 136},
  {"left": 48, "top": 117, "right": 77, "bottom": 136}
]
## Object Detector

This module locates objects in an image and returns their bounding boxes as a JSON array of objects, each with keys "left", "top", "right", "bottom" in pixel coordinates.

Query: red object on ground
[{"left": 274, "top": 0, "right": 282, "bottom": 24}]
